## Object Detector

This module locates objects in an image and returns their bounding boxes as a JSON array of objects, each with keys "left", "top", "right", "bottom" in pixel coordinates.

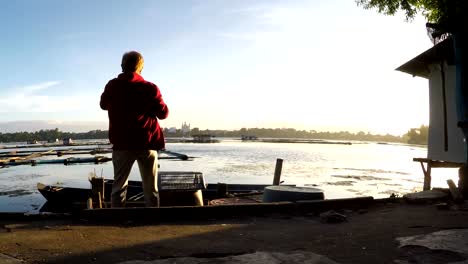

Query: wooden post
[
  {"left": 90, "top": 177, "right": 105, "bottom": 209},
  {"left": 273, "top": 158, "right": 283, "bottom": 185},
  {"left": 459, "top": 165, "right": 468, "bottom": 197},
  {"left": 217, "top": 183, "right": 228, "bottom": 198},
  {"left": 87, "top": 197, "right": 93, "bottom": 209},
  {"left": 423, "top": 161, "right": 432, "bottom": 191},
  {"left": 97, "top": 191, "right": 103, "bottom": 208},
  {"left": 193, "top": 190, "right": 204, "bottom": 206}
]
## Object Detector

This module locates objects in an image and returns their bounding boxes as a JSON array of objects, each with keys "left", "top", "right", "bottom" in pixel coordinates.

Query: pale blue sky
[{"left": 0, "top": 0, "right": 432, "bottom": 135}]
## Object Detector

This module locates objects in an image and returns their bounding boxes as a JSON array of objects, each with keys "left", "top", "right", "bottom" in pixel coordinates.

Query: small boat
[
  {"left": 37, "top": 171, "right": 290, "bottom": 212},
  {"left": 38, "top": 181, "right": 274, "bottom": 204}
]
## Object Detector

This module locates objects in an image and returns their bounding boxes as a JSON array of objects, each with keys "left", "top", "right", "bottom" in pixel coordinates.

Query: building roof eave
[{"left": 396, "top": 37, "right": 454, "bottom": 79}]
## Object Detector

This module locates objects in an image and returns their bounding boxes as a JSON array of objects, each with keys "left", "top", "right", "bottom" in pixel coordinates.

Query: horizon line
[{"left": 0, "top": 126, "right": 428, "bottom": 137}]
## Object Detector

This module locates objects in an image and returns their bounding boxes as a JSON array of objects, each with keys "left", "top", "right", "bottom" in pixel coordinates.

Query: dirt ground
[{"left": 1, "top": 202, "right": 468, "bottom": 264}]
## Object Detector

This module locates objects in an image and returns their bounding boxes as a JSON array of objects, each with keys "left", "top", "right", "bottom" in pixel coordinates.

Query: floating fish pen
[
  {"left": 258, "top": 139, "right": 352, "bottom": 145},
  {"left": 0, "top": 156, "right": 112, "bottom": 167},
  {"left": 0, "top": 145, "right": 193, "bottom": 168},
  {"left": 191, "top": 134, "right": 219, "bottom": 143}
]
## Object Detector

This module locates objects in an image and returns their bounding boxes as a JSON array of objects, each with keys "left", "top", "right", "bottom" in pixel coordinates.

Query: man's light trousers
[{"left": 111, "top": 150, "right": 159, "bottom": 207}]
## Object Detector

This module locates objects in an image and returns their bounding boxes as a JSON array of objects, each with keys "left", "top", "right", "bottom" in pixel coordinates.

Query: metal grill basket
[{"left": 158, "top": 171, "right": 206, "bottom": 191}]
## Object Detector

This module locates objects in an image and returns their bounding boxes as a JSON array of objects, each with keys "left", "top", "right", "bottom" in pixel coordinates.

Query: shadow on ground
[{"left": 1, "top": 203, "right": 468, "bottom": 264}]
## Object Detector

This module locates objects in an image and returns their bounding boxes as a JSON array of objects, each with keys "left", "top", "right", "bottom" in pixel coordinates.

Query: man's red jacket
[{"left": 100, "top": 72, "right": 169, "bottom": 150}]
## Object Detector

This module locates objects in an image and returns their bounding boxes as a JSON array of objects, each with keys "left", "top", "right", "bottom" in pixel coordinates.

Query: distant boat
[
  {"left": 63, "top": 138, "right": 74, "bottom": 145},
  {"left": 241, "top": 135, "right": 258, "bottom": 141},
  {"left": 27, "top": 140, "right": 38, "bottom": 144},
  {"left": 192, "top": 134, "right": 219, "bottom": 143}
]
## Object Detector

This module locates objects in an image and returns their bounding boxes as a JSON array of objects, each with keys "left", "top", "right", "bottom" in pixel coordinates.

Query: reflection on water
[
  {"left": 323, "top": 181, "right": 356, "bottom": 186},
  {"left": 0, "top": 189, "right": 34, "bottom": 197},
  {"left": 0, "top": 139, "right": 459, "bottom": 213},
  {"left": 334, "top": 167, "right": 411, "bottom": 175},
  {"left": 331, "top": 175, "right": 391, "bottom": 181}
]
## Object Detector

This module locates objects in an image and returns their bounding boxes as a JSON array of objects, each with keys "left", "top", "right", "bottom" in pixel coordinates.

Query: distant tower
[{"left": 181, "top": 122, "right": 191, "bottom": 136}]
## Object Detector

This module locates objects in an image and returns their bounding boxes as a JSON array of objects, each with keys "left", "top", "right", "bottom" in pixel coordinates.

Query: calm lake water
[{"left": 0, "top": 139, "right": 460, "bottom": 213}]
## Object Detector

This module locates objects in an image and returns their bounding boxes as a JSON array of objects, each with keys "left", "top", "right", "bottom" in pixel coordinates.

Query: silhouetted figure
[{"left": 100, "top": 51, "right": 169, "bottom": 207}]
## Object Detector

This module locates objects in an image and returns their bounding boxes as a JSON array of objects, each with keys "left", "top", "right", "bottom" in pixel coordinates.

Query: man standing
[{"left": 100, "top": 51, "right": 169, "bottom": 207}]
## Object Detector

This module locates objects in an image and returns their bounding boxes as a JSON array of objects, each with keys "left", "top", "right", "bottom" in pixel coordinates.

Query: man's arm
[
  {"left": 150, "top": 84, "right": 169, "bottom": 120},
  {"left": 100, "top": 82, "right": 111, "bottom": 110}
]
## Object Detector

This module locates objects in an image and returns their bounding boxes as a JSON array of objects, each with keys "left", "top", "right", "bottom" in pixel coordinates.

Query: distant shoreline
[{"left": 0, "top": 127, "right": 429, "bottom": 145}]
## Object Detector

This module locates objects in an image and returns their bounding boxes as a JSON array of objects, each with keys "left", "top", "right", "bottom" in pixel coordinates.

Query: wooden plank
[
  {"left": 413, "top": 158, "right": 463, "bottom": 168},
  {"left": 1, "top": 156, "right": 113, "bottom": 167},
  {"left": 0, "top": 150, "right": 54, "bottom": 164},
  {"left": 413, "top": 158, "right": 432, "bottom": 162},
  {"left": 0, "top": 148, "right": 113, "bottom": 158},
  {"left": 1, "top": 149, "right": 193, "bottom": 161}
]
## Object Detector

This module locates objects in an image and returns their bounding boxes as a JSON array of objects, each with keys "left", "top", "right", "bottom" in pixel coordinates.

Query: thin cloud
[
  {"left": 0, "top": 81, "right": 62, "bottom": 112},
  {"left": 224, "top": 5, "right": 272, "bottom": 15},
  {"left": 21, "top": 81, "right": 61, "bottom": 93},
  {"left": 0, "top": 94, "right": 97, "bottom": 113},
  {"left": 216, "top": 4, "right": 313, "bottom": 41},
  {"left": 0, "top": 81, "right": 98, "bottom": 113},
  {"left": 216, "top": 31, "right": 269, "bottom": 40}
]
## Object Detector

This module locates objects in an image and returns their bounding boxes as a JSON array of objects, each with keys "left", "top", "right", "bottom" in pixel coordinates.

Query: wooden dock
[{"left": 0, "top": 142, "right": 194, "bottom": 168}]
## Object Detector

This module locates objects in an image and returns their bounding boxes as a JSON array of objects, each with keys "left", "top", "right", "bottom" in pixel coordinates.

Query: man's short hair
[{"left": 121, "top": 51, "right": 144, "bottom": 73}]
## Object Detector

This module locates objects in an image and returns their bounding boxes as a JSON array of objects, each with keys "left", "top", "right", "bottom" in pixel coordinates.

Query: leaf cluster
[{"left": 356, "top": 0, "right": 467, "bottom": 31}]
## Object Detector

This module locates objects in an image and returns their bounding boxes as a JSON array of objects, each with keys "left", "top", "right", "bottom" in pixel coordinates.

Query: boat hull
[{"left": 37, "top": 180, "right": 285, "bottom": 212}]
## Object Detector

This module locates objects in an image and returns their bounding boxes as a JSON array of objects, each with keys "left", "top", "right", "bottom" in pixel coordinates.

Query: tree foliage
[
  {"left": 0, "top": 128, "right": 107, "bottom": 143},
  {"left": 164, "top": 127, "right": 404, "bottom": 142},
  {"left": 403, "top": 124, "right": 429, "bottom": 145},
  {"left": 356, "top": 0, "right": 467, "bottom": 31}
]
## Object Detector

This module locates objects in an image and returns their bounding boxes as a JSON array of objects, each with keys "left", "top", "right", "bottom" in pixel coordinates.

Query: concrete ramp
[
  {"left": 117, "top": 251, "right": 339, "bottom": 264},
  {"left": 396, "top": 229, "right": 468, "bottom": 264}
]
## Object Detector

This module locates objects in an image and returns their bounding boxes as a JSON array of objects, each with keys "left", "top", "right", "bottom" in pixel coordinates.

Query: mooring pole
[{"left": 273, "top": 158, "right": 283, "bottom": 185}]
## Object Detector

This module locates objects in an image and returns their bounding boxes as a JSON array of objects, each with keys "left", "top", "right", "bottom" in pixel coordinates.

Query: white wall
[{"left": 427, "top": 63, "right": 466, "bottom": 163}]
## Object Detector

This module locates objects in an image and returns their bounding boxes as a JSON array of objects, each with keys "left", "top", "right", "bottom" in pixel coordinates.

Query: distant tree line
[
  {"left": 0, "top": 126, "right": 429, "bottom": 145},
  {"left": 165, "top": 126, "right": 429, "bottom": 144},
  {"left": 0, "top": 128, "right": 107, "bottom": 143},
  {"left": 402, "top": 125, "right": 429, "bottom": 145}
]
